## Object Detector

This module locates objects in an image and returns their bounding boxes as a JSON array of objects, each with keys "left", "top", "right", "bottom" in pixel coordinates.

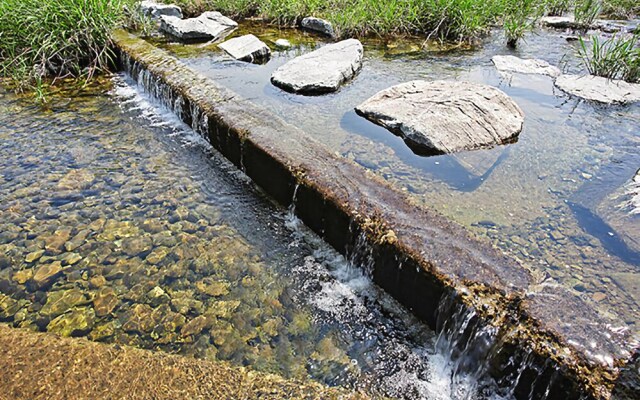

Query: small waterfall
[{"left": 118, "top": 57, "right": 588, "bottom": 400}]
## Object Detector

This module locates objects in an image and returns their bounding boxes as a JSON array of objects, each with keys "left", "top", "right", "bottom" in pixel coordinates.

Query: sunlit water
[
  {"left": 153, "top": 24, "right": 640, "bottom": 336},
  {"left": 0, "top": 79, "right": 517, "bottom": 399}
]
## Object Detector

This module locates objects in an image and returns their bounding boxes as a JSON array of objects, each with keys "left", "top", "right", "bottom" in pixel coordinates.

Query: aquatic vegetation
[
  {"left": 503, "top": 0, "right": 544, "bottom": 48},
  {"left": 0, "top": 0, "right": 143, "bottom": 93},
  {"left": 578, "top": 33, "right": 640, "bottom": 83}
]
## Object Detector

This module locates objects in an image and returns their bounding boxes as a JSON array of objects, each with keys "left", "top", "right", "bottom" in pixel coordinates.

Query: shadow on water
[
  {"left": 567, "top": 201, "right": 640, "bottom": 266},
  {"left": 340, "top": 110, "right": 511, "bottom": 192}
]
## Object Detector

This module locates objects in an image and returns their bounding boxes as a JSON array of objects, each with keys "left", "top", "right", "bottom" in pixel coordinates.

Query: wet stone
[
  {"left": 61, "top": 252, "right": 82, "bottom": 266},
  {"left": 88, "top": 320, "right": 120, "bottom": 341},
  {"left": 12, "top": 269, "right": 33, "bottom": 285},
  {"left": 146, "top": 286, "right": 170, "bottom": 307},
  {"left": 40, "top": 289, "right": 90, "bottom": 319},
  {"left": 160, "top": 12, "right": 237, "bottom": 41},
  {"left": 25, "top": 250, "right": 44, "bottom": 263},
  {"left": 196, "top": 278, "right": 230, "bottom": 297},
  {"left": 121, "top": 236, "right": 153, "bottom": 257},
  {"left": 140, "top": 0, "right": 182, "bottom": 20},
  {"left": 57, "top": 169, "right": 95, "bottom": 191},
  {"left": 43, "top": 228, "right": 72, "bottom": 254},
  {"left": 0, "top": 293, "right": 22, "bottom": 321},
  {"left": 30, "top": 262, "right": 63, "bottom": 290},
  {"left": 555, "top": 74, "right": 640, "bottom": 104},
  {"left": 0, "top": 254, "right": 11, "bottom": 270},
  {"left": 47, "top": 307, "right": 95, "bottom": 337},
  {"left": 181, "top": 315, "right": 210, "bottom": 337},
  {"left": 300, "top": 17, "right": 335, "bottom": 37},
  {"left": 122, "top": 304, "right": 155, "bottom": 334},
  {"left": 146, "top": 246, "right": 170, "bottom": 265},
  {"left": 93, "top": 287, "right": 119, "bottom": 317},
  {"left": 89, "top": 275, "right": 107, "bottom": 289}
]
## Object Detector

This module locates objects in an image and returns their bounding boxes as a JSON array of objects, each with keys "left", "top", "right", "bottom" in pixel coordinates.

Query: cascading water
[{"left": 116, "top": 59, "right": 576, "bottom": 400}]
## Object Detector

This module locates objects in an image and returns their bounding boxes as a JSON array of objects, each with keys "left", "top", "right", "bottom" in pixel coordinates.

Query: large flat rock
[
  {"left": 492, "top": 55, "right": 561, "bottom": 77},
  {"left": 271, "top": 39, "right": 363, "bottom": 94},
  {"left": 160, "top": 11, "right": 237, "bottom": 41},
  {"left": 555, "top": 74, "right": 640, "bottom": 104},
  {"left": 355, "top": 80, "right": 524, "bottom": 155},
  {"left": 219, "top": 34, "right": 270, "bottom": 63}
]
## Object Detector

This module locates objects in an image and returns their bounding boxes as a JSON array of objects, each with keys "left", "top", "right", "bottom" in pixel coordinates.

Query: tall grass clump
[
  {"left": 503, "top": 0, "right": 544, "bottom": 48},
  {"left": 578, "top": 33, "right": 640, "bottom": 83},
  {"left": 574, "top": 0, "right": 602, "bottom": 25},
  {"left": 0, "top": 0, "right": 138, "bottom": 93},
  {"left": 601, "top": 0, "right": 640, "bottom": 19},
  {"left": 164, "top": 0, "right": 529, "bottom": 43},
  {"left": 543, "top": 0, "right": 572, "bottom": 16}
]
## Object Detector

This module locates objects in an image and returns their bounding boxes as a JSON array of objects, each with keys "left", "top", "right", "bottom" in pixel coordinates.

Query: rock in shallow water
[
  {"left": 160, "top": 12, "right": 237, "bottom": 41},
  {"left": 47, "top": 307, "right": 95, "bottom": 337},
  {"left": 219, "top": 34, "right": 270, "bottom": 63},
  {"left": 140, "top": 1, "right": 182, "bottom": 20},
  {"left": 300, "top": 17, "right": 335, "bottom": 37},
  {"left": 555, "top": 74, "right": 640, "bottom": 104},
  {"left": 492, "top": 55, "right": 561, "bottom": 77},
  {"left": 271, "top": 39, "right": 363, "bottom": 94},
  {"left": 355, "top": 80, "right": 524, "bottom": 155}
]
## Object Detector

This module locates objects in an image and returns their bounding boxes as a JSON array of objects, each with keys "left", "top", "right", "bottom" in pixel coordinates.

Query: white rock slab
[
  {"left": 160, "top": 12, "right": 237, "bottom": 41},
  {"left": 355, "top": 80, "right": 524, "bottom": 154},
  {"left": 140, "top": 1, "right": 182, "bottom": 19},
  {"left": 219, "top": 34, "right": 270, "bottom": 63},
  {"left": 492, "top": 55, "right": 561, "bottom": 77},
  {"left": 301, "top": 17, "right": 335, "bottom": 37},
  {"left": 271, "top": 39, "right": 363, "bottom": 94},
  {"left": 555, "top": 75, "right": 640, "bottom": 104}
]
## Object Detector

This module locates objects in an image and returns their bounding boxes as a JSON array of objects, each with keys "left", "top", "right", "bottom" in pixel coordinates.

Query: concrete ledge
[
  {"left": 0, "top": 324, "right": 364, "bottom": 399},
  {"left": 112, "top": 30, "right": 637, "bottom": 400}
]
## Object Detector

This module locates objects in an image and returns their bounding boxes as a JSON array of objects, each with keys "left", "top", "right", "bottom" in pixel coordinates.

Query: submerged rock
[
  {"left": 160, "top": 12, "right": 237, "bottom": 41},
  {"left": 555, "top": 75, "right": 640, "bottom": 104},
  {"left": 0, "top": 294, "right": 21, "bottom": 321},
  {"left": 140, "top": 1, "right": 182, "bottom": 20},
  {"left": 219, "top": 34, "right": 270, "bottom": 63},
  {"left": 492, "top": 55, "right": 561, "bottom": 77},
  {"left": 93, "top": 287, "right": 119, "bottom": 316},
  {"left": 31, "top": 262, "right": 63, "bottom": 290},
  {"left": 271, "top": 39, "right": 363, "bottom": 94},
  {"left": 301, "top": 17, "right": 335, "bottom": 37},
  {"left": 40, "top": 289, "right": 90, "bottom": 319},
  {"left": 47, "top": 307, "right": 95, "bottom": 337},
  {"left": 355, "top": 80, "right": 524, "bottom": 154}
]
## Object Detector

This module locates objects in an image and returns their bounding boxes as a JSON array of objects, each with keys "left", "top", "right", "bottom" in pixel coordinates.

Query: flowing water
[
  {"left": 0, "top": 79, "right": 532, "bottom": 399},
  {"left": 152, "top": 24, "right": 640, "bottom": 337}
]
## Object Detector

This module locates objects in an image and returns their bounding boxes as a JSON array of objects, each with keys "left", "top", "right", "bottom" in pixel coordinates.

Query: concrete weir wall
[{"left": 112, "top": 31, "right": 636, "bottom": 399}]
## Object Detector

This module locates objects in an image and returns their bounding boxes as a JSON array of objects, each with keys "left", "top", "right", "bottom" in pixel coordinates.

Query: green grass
[
  {"left": 601, "top": 0, "right": 640, "bottom": 19},
  {"left": 578, "top": 33, "right": 640, "bottom": 83},
  {"left": 165, "top": 0, "right": 517, "bottom": 42},
  {"left": 0, "top": 0, "right": 141, "bottom": 95}
]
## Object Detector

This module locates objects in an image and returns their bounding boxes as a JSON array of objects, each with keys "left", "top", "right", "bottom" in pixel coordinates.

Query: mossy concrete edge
[{"left": 112, "top": 30, "right": 636, "bottom": 400}]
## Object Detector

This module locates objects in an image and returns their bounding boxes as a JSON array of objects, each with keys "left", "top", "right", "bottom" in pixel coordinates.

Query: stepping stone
[
  {"left": 540, "top": 16, "right": 586, "bottom": 30},
  {"left": 301, "top": 17, "right": 335, "bottom": 37},
  {"left": 160, "top": 11, "right": 237, "bottom": 41},
  {"left": 555, "top": 75, "right": 640, "bottom": 104},
  {"left": 140, "top": 1, "right": 182, "bottom": 19},
  {"left": 219, "top": 34, "right": 270, "bottom": 63},
  {"left": 271, "top": 39, "right": 363, "bottom": 94},
  {"left": 492, "top": 55, "right": 561, "bottom": 77},
  {"left": 355, "top": 80, "right": 524, "bottom": 155}
]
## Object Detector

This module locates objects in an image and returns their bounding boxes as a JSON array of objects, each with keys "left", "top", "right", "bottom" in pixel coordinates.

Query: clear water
[
  {"left": 0, "top": 79, "right": 517, "bottom": 399},
  {"left": 153, "top": 24, "right": 640, "bottom": 336}
]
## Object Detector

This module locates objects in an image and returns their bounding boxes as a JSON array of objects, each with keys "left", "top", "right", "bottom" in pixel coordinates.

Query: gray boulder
[
  {"left": 301, "top": 17, "right": 335, "bottom": 37},
  {"left": 555, "top": 74, "right": 640, "bottom": 104},
  {"left": 219, "top": 34, "right": 270, "bottom": 63},
  {"left": 140, "top": 1, "right": 182, "bottom": 19},
  {"left": 540, "top": 16, "right": 587, "bottom": 30},
  {"left": 271, "top": 39, "right": 363, "bottom": 94},
  {"left": 160, "top": 11, "right": 237, "bottom": 41},
  {"left": 355, "top": 80, "right": 524, "bottom": 155},
  {"left": 492, "top": 55, "right": 561, "bottom": 77}
]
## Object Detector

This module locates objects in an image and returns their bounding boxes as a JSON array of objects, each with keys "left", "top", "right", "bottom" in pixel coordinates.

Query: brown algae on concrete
[
  {"left": 0, "top": 324, "right": 365, "bottom": 400},
  {"left": 112, "top": 30, "right": 637, "bottom": 399}
]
